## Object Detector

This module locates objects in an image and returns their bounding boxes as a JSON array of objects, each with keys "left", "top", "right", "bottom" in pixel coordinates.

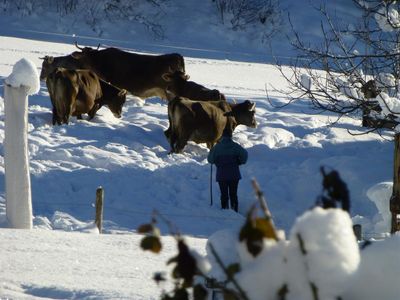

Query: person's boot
[
  {"left": 221, "top": 197, "right": 228, "bottom": 209},
  {"left": 232, "top": 201, "right": 238, "bottom": 212},
  {"left": 230, "top": 197, "right": 238, "bottom": 212}
]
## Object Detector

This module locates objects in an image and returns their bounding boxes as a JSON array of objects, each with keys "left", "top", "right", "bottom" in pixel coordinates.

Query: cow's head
[
  {"left": 108, "top": 89, "right": 127, "bottom": 118},
  {"left": 70, "top": 42, "right": 100, "bottom": 66},
  {"left": 225, "top": 100, "right": 256, "bottom": 128},
  {"left": 40, "top": 53, "right": 84, "bottom": 80},
  {"left": 74, "top": 42, "right": 99, "bottom": 53},
  {"left": 39, "top": 55, "right": 55, "bottom": 80},
  {"left": 163, "top": 70, "right": 190, "bottom": 97},
  {"left": 71, "top": 50, "right": 90, "bottom": 65}
]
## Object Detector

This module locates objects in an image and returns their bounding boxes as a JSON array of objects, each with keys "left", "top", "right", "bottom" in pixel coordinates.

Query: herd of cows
[{"left": 39, "top": 43, "right": 257, "bottom": 153}]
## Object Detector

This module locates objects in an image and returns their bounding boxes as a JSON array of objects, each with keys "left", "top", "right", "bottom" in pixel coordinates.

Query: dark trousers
[{"left": 218, "top": 180, "right": 239, "bottom": 212}]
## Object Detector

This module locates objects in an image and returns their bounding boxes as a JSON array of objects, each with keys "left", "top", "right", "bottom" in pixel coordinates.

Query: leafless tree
[
  {"left": 273, "top": 1, "right": 400, "bottom": 131},
  {"left": 213, "top": 0, "right": 282, "bottom": 41},
  {"left": 273, "top": 1, "right": 400, "bottom": 234}
]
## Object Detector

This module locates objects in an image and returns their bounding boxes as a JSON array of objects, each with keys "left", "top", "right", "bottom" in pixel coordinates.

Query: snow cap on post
[{"left": 5, "top": 58, "right": 40, "bottom": 95}]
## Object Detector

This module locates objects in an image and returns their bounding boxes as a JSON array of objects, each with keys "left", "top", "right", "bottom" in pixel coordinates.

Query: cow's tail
[{"left": 55, "top": 73, "right": 78, "bottom": 124}]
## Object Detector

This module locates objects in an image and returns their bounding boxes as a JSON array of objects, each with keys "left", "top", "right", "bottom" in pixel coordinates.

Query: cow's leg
[
  {"left": 49, "top": 93, "right": 61, "bottom": 125},
  {"left": 174, "top": 131, "right": 190, "bottom": 153},
  {"left": 52, "top": 107, "right": 63, "bottom": 126},
  {"left": 52, "top": 107, "right": 58, "bottom": 125},
  {"left": 63, "top": 102, "right": 70, "bottom": 124},
  {"left": 168, "top": 130, "right": 187, "bottom": 154},
  {"left": 164, "top": 127, "right": 171, "bottom": 143},
  {"left": 169, "top": 131, "right": 178, "bottom": 154},
  {"left": 88, "top": 102, "right": 101, "bottom": 120}
]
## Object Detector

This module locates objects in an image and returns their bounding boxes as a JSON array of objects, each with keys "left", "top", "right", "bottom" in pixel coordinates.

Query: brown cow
[
  {"left": 166, "top": 97, "right": 256, "bottom": 153},
  {"left": 46, "top": 68, "right": 126, "bottom": 125},
  {"left": 68, "top": 44, "right": 186, "bottom": 100},
  {"left": 40, "top": 55, "right": 84, "bottom": 80},
  {"left": 165, "top": 71, "right": 226, "bottom": 101}
]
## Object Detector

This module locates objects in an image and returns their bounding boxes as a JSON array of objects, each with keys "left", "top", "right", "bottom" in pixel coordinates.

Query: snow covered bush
[
  {"left": 212, "top": 0, "right": 282, "bottom": 41},
  {"left": 0, "top": 0, "right": 168, "bottom": 38},
  {"left": 138, "top": 171, "right": 400, "bottom": 300},
  {"left": 141, "top": 207, "right": 400, "bottom": 300},
  {"left": 374, "top": 4, "right": 400, "bottom": 32},
  {"left": 205, "top": 208, "right": 400, "bottom": 300},
  {"left": 203, "top": 207, "right": 359, "bottom": 300}
]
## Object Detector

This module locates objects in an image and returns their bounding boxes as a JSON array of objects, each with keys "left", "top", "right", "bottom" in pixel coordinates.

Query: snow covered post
[{"left": 4, "top": 58, "right": 40, "bottom": 229}]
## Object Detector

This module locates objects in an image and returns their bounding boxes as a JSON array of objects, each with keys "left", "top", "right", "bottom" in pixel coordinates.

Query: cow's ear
[
  {"left": 71, "top": 51, "right": 82, "bottom": 59},
  {"left": 162, "top": 72, "right": 173, "bottom": 82},
  {"left": 46, "top": 56, "right": 54, "bottom": 64},
  {"left": 119, "top": 89, "right": 127, "bottom": 97},
  {"left": 244, "top": 100, "right": 255, "bottom": 110}
]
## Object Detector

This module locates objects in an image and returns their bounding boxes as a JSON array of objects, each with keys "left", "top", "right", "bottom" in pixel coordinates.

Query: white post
[
  {"left": 3, "top": 58, "right": 40, "bottom": 229},
  {"left": 4, "top": 84, "right": 32, "bottom": 229}
]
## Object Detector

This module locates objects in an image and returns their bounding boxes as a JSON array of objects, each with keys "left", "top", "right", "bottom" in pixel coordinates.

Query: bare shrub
[{"left": 212, "top": 0, "right": 282, "bottom": 40}]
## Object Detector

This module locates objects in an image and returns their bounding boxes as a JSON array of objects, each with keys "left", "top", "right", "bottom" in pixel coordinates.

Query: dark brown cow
[
  {"left": 166, "top": 71, "right": 226, "bottom": 101},
  {"left": 166, "top": 97, "right": 256, "bottom": 153},
  {"left": 40, "top": 55, "right": 84, "bottom": 80},
  {"left": 46, "top": 68, "right": 127, "bottom": 125},
  {"left": 68, "top": 44, "right": 186, "bottom": 100}
]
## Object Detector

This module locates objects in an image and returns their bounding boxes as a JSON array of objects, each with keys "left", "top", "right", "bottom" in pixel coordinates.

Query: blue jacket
[{"left": 207, "top": 137, "right": 248, "bottom": 181}]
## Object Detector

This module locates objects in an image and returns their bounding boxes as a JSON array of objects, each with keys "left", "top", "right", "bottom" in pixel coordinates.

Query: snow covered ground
[
  {"left": 0, "top": 35, "right": 393, "bottom": 236},
  {"left": 0, "top": 1, "right": 398, "bottom": 299}
]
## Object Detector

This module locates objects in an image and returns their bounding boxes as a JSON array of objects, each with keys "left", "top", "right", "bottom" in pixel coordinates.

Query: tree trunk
[{"left": 390, "top": 133, "right": 400, "bottom": 234}]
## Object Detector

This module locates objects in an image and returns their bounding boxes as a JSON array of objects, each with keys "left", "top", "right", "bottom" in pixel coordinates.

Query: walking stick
[{"left": 210, "top": 164, "right": 213, "bottom": 206}]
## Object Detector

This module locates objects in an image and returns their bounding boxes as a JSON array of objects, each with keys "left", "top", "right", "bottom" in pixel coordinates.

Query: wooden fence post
[
  {"left": 95, "top": 187, "right": 104, "bottom": 233},
  {"left": 353, "top": 224, "right": 362, "bottom": 241},
  {"left": 390, "top": 133, "right": 400, "bottom": 234}
]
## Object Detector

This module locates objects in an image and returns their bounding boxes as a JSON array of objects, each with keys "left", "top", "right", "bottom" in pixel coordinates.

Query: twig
[
  {"left": 297, "top": 234, "right": 320, "bottom": 300},
  {"left": 251, "top": 178, "right": 279, "bottom": 241},
  {"left": 152, "top": 209, "right": 181, "bottom": 237},
  {"left": 208, "top": 243, "right": 250, "bottom": 300}
]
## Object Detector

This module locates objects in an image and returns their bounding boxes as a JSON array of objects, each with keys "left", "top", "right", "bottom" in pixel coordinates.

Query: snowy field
[
  {"left": 0, "top": 34, "right": 396, "bottom": 300},
  {"left": 0, "top": 1, "right": 399, "bottom": 298},
  {"left": 0, "top": 36, "right": 393, "bottom": 237}
]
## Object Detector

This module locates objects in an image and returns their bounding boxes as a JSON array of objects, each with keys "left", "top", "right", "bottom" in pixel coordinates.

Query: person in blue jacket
[{"left": 207, "top": 128, "right": 248, "bottom": 212}]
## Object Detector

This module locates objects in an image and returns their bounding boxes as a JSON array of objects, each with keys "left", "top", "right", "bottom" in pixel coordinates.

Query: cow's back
[
  {"left": 182, "top": 81, "right": 224, "bottom": 101},
  {"left": 170, "top": 97, "right": 228, "bottom": 144},
  {"left": 75, "top": 70, "right": 102, "bottom": 101},
  {"left": 40, "top": 55, "right": 84, "bottom": 80},
  {"left": 74, "top": 48, "right": 185, "bottom": 98},
  {"left": 86, "top": 48, "right": 183, "bottom": 77}
]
